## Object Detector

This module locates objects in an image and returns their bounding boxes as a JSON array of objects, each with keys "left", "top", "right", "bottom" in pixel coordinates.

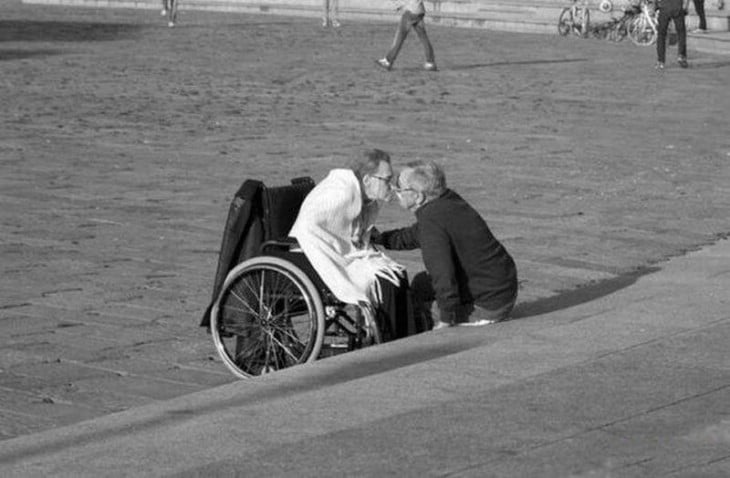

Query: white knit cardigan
[{"left": 289, "top": 169, "right": 404, "bottom": 308}]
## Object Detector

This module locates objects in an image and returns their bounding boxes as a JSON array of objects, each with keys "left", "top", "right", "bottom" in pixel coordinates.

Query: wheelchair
[{"left": 205, "top": 177, "right": 384, "bottom": 379}]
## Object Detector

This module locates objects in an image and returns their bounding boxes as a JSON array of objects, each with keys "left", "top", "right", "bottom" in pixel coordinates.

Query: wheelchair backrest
[{"left": 261, "top": 176, "right": 315, "bottom": 240}]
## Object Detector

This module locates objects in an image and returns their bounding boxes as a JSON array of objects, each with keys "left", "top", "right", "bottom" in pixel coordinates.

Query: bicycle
[
  {"left": 590, "top": 3, "right": 640, "bottom": 42},
  {"left": 558, "top": 0, "right": 591, "bottom": 38},
  {"left": 627, "top": 0, "right": 658, "bottom": 46}
]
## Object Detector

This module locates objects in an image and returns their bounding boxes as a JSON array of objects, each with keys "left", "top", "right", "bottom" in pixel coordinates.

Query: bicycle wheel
[
  {"left": 628, "top": 15, "right": 656, "bottom": 46},
  {"left": 558, "top": 7, "right": 573, "bottom": 36},
  {"left": 210, "top": 256, "right": 325, "bottom": 379}
]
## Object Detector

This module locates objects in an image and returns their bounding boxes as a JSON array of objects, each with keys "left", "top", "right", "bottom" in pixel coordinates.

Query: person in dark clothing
[
  {"left": 372, "top": 161, "right": 518, "bottom": 329},
  {"left": 656, "top": 0, "right": 690, "bottom": 69},
  {"left": 691, "top": 0, "right": 707, "bottom": 32}
]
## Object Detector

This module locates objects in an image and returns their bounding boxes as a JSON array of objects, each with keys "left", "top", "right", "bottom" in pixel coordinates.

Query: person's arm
[
  {"left": 370, "top": 223, "right": 420, "bottom": 250},
  {"left": 419, "top": 215, "right": 461, "bottom": 323}
]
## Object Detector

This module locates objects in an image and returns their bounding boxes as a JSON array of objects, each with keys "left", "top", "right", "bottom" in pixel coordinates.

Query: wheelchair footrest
[{"left": 331, "top": 314, "right": 359, "bottom": 336}]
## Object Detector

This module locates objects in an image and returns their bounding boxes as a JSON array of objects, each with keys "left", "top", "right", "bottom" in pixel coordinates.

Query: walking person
[
  {"left": 691, "top": 0, "right": 707, "bottom": 32},
  {"left": 376, "top": 0, "right": 437, "bottom": 71},
  {"left": 322, "top": 0, "right": 340, "bottom": 28},
  {"left": 655, "top": 0, "right": 690, "bottom": 69}
]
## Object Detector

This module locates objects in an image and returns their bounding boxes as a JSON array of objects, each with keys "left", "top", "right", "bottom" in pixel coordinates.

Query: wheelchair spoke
[
  {"left": 226, "top": 278, "right": 263, "bottom": 317},
  {"left": 264, "top": 330, "right": 301, "bottom": 363},
  {"left": 269, "top": 319, "right": 306, "bottom": 344},
  {"left": 268, "top": 324, "right": 307, "bottom": 357}
]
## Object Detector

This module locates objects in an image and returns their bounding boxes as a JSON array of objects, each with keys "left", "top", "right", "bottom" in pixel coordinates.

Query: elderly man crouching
[{"left": 372, "top": 161, "right": 518, "bottom": 329}]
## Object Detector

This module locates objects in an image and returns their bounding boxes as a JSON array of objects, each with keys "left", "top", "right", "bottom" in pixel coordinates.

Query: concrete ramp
[{"left": 1, "top": 240, "right": 729, "bottom": 476}]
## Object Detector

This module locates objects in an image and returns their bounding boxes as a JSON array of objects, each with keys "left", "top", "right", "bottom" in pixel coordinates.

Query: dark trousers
[
  {"left": 656, "top": 8, "right": 687, "bottom": 63},
  {"left": 385, "top": 11, "right": 435, "bottom": 65},
  {"left": 410, "top": 271, "right": 516, "bottom": 327},
  {"left": 376, "top": 274, "right": 427, "bottom": 341},
  {"left": 692, "top": 0, "right": 707, "bottom": 30}
]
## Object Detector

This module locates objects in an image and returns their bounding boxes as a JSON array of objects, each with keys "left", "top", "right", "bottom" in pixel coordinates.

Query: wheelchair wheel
[{"left": 210, "top": 256, "right": 325, "bottom": 379}]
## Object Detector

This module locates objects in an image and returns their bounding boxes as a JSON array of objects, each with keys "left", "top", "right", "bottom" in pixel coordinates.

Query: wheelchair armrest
[{"left": 260, "top": 237, "right": 300, "bottom": 253}]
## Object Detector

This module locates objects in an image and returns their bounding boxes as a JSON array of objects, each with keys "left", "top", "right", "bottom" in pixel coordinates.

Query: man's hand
[{"left": 369, "top": 226, "right": 382, "bottom": 245}]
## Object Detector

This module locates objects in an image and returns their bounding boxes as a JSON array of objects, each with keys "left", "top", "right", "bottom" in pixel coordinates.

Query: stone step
[
  {"left": 688, "top": 29, "right": 730, "bottom": 54},
  {"left": 21, "top": 0, "right": 730, "bottom": 54}
]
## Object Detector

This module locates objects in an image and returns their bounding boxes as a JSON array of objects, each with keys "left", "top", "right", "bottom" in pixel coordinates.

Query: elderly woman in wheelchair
[{"left": 203, "top": 149, "right": 421, "bottom": 378}]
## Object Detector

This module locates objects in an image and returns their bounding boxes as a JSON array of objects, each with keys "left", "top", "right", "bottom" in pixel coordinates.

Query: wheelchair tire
[{"left": 210, "top": 256, "right": 326, "bottom": 379}]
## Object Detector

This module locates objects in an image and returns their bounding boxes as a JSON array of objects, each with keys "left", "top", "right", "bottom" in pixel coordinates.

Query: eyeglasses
[
  {"left": 392, "top": 177, "right": 414, "bottom": 194},
  {"left": 369, "top": 174, "right": 393, "bottom": 185}
]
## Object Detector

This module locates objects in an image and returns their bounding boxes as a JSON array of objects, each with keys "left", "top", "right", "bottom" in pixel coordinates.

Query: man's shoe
[
  {"left": 678, "top": 56, "right": 688, "bottom": 68},
  {"left": 432, "top": 321, "right": 450, "bottom": 331},
  {"left": 424, "top": 62, "right": 438, "bottom": 71},
  {"left": 376, "top": 58, "right": 392, "bottom": 70},
  {"left": 655, "top": 61, "right": 665, "bottom": 70},
  {"left": 460, "top": 319, "right": 497, "bottom": 327}
]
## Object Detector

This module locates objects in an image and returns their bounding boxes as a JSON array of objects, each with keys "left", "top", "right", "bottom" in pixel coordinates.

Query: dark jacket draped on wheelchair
[{"left": 200, "top": 178, "right": 313, "bottom": 327}]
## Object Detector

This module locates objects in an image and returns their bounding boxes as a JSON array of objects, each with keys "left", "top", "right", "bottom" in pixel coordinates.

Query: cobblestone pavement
[{"left": 1, "top": 1, "right": 729, "bottom": 440}]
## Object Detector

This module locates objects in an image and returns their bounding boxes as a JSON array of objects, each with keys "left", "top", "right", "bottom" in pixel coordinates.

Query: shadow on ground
[
  {"left": 449, "top": 58, "right": 588, "bottom": 71},
  {"left": 513, "top": 266, "right": 660, "bottom": 319},
  {"left": 0, "top": 21, "right": 142, "bottom": 42},
  {"left": 0, "top": 48, "right": 65, "bottom": 61}
]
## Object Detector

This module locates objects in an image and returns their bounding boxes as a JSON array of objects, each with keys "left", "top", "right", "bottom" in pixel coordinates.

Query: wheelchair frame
[{"left": 207, "top": 178, "right": 382, "bottom": 379}]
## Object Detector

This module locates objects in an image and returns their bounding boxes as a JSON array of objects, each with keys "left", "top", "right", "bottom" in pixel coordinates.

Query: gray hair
[
  {"left": 348, "top": 149, "right": 391, "bottom": 180},
  {"left": 404, "top": 160, "right": 447, "bottom": 199}
]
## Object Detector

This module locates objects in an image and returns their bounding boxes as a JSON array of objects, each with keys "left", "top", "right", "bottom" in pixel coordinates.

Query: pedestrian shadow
[
  {"left": 690, "top": 60, "right": 730, "bottom": 70},
  {"left": 0, "top": 20, "right": 142, "bottom": 42},
  {"left": 0, "top": 48, "right": 64, "bottom": 61},
  {"left": 449, "top": 58, "right": 588, "bottom": 71},
  {"left": 512, "top": 265, "right": 660, "bottom": 319}
]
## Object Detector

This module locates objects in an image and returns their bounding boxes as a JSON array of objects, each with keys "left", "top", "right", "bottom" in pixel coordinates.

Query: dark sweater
[
  {"left": 376, "top": 189, "right": 517, "bottom": 317},
  {"left": 657, "top": 0, "right": 683, "bottom": 11}
]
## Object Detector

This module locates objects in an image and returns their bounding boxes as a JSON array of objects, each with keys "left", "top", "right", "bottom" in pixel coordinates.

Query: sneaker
[
  {"left": 424, "top": 62, "right": 438, "bottom": 71},
  {"left": 376, "top": 58, "right": 392, "bottom": 71},
  {"left": 168, "top": 21, "right": 175, "bottom": 28},
  {"left": 654, "top": 61, "right": 665, "bottom": 70},
  {"left": 432, "top": 321, "right": 450, "bottom": 331},
  {"left": 161, "top": 8, "right": 168, "bottom": 15},
  {"left": 678, "top": 56, "right": 688, "bottom": 68},
  {"left": 322, "top": 18, "right": 329, "bottom": 27},
  {"left": 331, "top": 19, "right": 341, "bottom": 28},
  {"left": 690, "top": 28, "right": 707, "bottom": 34},
  {"left": 459, "top": 319, "right": 497, "bottom": 327}
]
